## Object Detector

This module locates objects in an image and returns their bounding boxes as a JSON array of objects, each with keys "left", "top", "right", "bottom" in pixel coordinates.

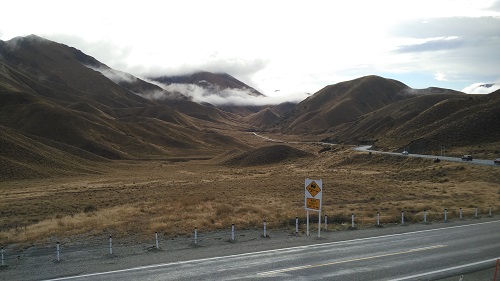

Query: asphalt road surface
[
  {"left": 44, "top": 220, "right": 500, "bottom": 281},
  {"left": 251, "top": 133, "right": 499, "bottom": 167},
  {"left": 354, "top": 145, "right": 499, "bottom": 167}
]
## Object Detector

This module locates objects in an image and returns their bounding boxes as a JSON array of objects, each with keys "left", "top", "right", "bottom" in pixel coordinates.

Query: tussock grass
[{"left": 1, "top": 145, "right": 499, "bottom": 246}]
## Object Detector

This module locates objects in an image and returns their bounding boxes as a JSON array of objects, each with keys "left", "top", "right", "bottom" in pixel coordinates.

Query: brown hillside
[
  {"left": 224, "top": 144, "right": 314, "bottom": 166},
  {"left": 0, "top": 125, "right": 106, "bottom": 181},
  {"left": 327, "top": 93, "right": 466, "bottom": 144},
  {"left": 379, "top": 90, "right": 500, "bottom": 153},
  {"left": 243, "top": 108, "right": 281, "bottom": 128},
  {"left": 281, "top": 75, "right": 410, "bottom": 134},
  {"left": 0, "top": 35, "right": 253, "bottom": 175}
]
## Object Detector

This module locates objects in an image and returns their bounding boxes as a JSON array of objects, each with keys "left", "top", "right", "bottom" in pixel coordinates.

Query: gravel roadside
[{"left": 0, "top": 217, "right": 498, "bottom": 281}]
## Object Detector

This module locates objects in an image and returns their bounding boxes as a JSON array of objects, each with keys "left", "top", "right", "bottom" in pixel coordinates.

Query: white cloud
[
  {"left": 1, "top": 0, "right": 499, "bottom": 97},
  {"left": 87, "top": 65, "right": 137, "bottom": 84},
  {"left": 153, "top": 82, "right": 307, "bottom": 106},
  {"left": 462, "top": 82, "right": 500, "bottom": 94}
]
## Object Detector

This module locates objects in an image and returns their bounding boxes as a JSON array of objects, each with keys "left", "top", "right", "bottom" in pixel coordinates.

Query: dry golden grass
[{"left": 1, "top": 134, "right": 499, "bottom": 246}]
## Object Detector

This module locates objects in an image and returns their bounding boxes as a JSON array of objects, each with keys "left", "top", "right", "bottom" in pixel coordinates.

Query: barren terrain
[{"left": 1, "top": 132, "right": 499, "bottom": 247}]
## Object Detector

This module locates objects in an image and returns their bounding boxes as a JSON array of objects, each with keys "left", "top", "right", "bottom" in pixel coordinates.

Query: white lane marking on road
[
  {"left": 257, "top": 244, "right": 447, "bottom": 276},
  {"left": 389, "top": 257, "right": 500, "bottom": 281},
  {"left": 42, "top": 220, "right": 500, "bottom": 281}
]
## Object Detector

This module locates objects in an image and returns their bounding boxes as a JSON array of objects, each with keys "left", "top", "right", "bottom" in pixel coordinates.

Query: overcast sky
[{"left": 1, "top": 0, "right": 500, "bottom": 100}]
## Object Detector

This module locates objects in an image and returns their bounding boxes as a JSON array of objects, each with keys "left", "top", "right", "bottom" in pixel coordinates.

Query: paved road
[
  {"left": 45, "top": 220, "right": 500, "bottom": 281},
  {"left": 354, "top": 145, "right": 499, "bottom": 167},
  {"left": 252, "top": 132, "right": 499, "bottom": 166}
]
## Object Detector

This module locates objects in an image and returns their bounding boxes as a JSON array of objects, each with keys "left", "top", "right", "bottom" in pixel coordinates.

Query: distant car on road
[
  {"left": 402, "top": 151, "right": 409, "bottom": 155},
  {"left": 462, "top": 155, "right": 473, "bottom": 161},
  {"left": 494, "top": 158, "right": 500, "bottom": 165}
]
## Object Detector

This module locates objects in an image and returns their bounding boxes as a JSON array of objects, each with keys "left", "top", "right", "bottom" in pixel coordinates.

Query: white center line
[{"left": 258, "top": 244, "right": 447, "bottom": 276}]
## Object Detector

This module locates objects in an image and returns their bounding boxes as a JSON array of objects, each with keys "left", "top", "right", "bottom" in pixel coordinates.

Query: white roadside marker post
[
  {"left": 324, "top": 215, "right": 328, "bottom": 230},
  {"left": 263, "top": 220, "right": 267, "bottom": 237},
  {"left": 351, "top": 213, "right": 355, "bottom": 228},
  {"left": 401, "top": 210, "right": 404, "bottom": 225},
  {"left": 231, "top": 224, "right": 235, "bottom": 241},
  {"left": 318, "top": 211, "right": 321, "bottom": 238},
  {"left": 1, "top": 246, "right": 4, "bottom": 266},
  {"left": 306, "top": 210, "right": 310, "bottom": 236},
  {"left": 377, "top": 212, "right": 380, "bottom": 226},
  {"left": 194, "top": 227, "right": 198, "bottom": 245},
  {"left": 460, "top": 208, "right": 462, "bottom": 220},
  {"left": 56, "top": 242, "right": 60, "bottom": 262},
  {"left": 444, "top": 208, "right": 447, "bottom": 222},
  {"left": 155, "top": 232, "right": 159, "bottom": 250},
  {"left": 475, "top": 206, "right": 478, "bottom": 218},
  {"left": 424, "top": 209, "right": 427, "bottom": 224},
  {"left": 295, "top": 216, "right": 299, "bottom": 234},
  {"left": 109, "top": 235, "right": 113, "bottom": 255}
]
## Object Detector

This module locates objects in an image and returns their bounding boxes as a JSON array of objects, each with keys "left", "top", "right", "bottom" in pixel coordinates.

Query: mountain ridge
[{"left": 1, "top": 35, "right": 499, "bottom": 180}]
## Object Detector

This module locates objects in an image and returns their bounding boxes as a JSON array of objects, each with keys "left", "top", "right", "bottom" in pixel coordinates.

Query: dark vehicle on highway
[
  {"left": 462, "top": 155, "right": 473, "bottom": 161},
  {"left": 494, "top": 158, "right": 500, "bottom": 165}
]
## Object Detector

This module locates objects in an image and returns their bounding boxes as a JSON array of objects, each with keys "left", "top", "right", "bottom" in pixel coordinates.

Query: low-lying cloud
[
  {"left": 153, "top": 82, "right": 307, "bottom": 106},
  {"left": 462, "top": 82, "right": 500, "bottom": 94},
  {"left": 88, "top": 65, "right": 138, "bottom": 84}
]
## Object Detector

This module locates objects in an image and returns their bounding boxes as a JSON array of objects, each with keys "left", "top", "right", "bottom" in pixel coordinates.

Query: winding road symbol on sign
[{"left": 306, "top": 181, "right": 321, "bottom": 197}]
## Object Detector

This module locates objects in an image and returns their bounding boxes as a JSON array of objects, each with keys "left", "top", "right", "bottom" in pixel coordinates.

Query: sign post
[{"left": 304, "top": 179, "right": 323, "bottom": 238}]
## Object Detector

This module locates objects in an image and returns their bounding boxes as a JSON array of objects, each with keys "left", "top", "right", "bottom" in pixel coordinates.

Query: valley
[
  {"left": 1, "top": 35, "right": 499, "bottom": 246},
  {"left": 1, "top": 132, "right": 499, "bottom": 246}
]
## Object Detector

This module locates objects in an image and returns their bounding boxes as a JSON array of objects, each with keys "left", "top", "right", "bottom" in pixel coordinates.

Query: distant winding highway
[
  {"left": 252, "top": 132, "right": 499, "bottom": 167},
  {"left": 354, "top": 145, "right": 499, "bottom": 167}
]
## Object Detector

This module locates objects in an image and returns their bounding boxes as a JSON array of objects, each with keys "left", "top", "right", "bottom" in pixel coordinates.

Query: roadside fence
[{"left": 0, "top": 205, "right": 496, "bottom": 267}]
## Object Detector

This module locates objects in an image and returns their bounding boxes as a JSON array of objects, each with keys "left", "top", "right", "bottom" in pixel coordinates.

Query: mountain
[
  {"left": 242, "top": 102, "right": 297, "bottom": 129},
  {"left": 324, "top": 91, "right": 467, "bottom": 145},
  {"left": 1, "top": 35, "right": 499, "bottom": 181},
  {"left": 268, "top": 75, "right": 499, "bottom": 155},
  {"left": 151, "top": 71, "right": 264, "bottom": 98},
  {"left": 149, "top": 71, "right": 265, "bottom": 106},
  {"left": 377, "top": 89, "right": 500, "bottom": 153},
  {"left": 289, "top": 77, "right": 499, "bottom": 154},
  {"left": 0, "top": 35, "right": 252, "bottom": 178},
  {"left": 280, "top": 75, "right": 411, "bottom": 134}
]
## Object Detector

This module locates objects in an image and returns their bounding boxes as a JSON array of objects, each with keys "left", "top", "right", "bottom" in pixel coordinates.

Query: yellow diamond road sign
[
  {"left": 306, "top": 181, "right": 321, "bottom": 197},
  {"left": 305, "top": 179, "right": 322, "bottom": 211}
]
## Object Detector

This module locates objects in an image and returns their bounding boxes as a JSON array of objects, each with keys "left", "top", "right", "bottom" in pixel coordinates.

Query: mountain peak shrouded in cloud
[
  {"left": 148, "top": 71, "right": 288, "bottom": 106},
  {"left": 462, "top": 82, "right": 500, "bottom": 94},
  {"left": 152, "top": 71, "right": 265, "bottom": 97}
]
